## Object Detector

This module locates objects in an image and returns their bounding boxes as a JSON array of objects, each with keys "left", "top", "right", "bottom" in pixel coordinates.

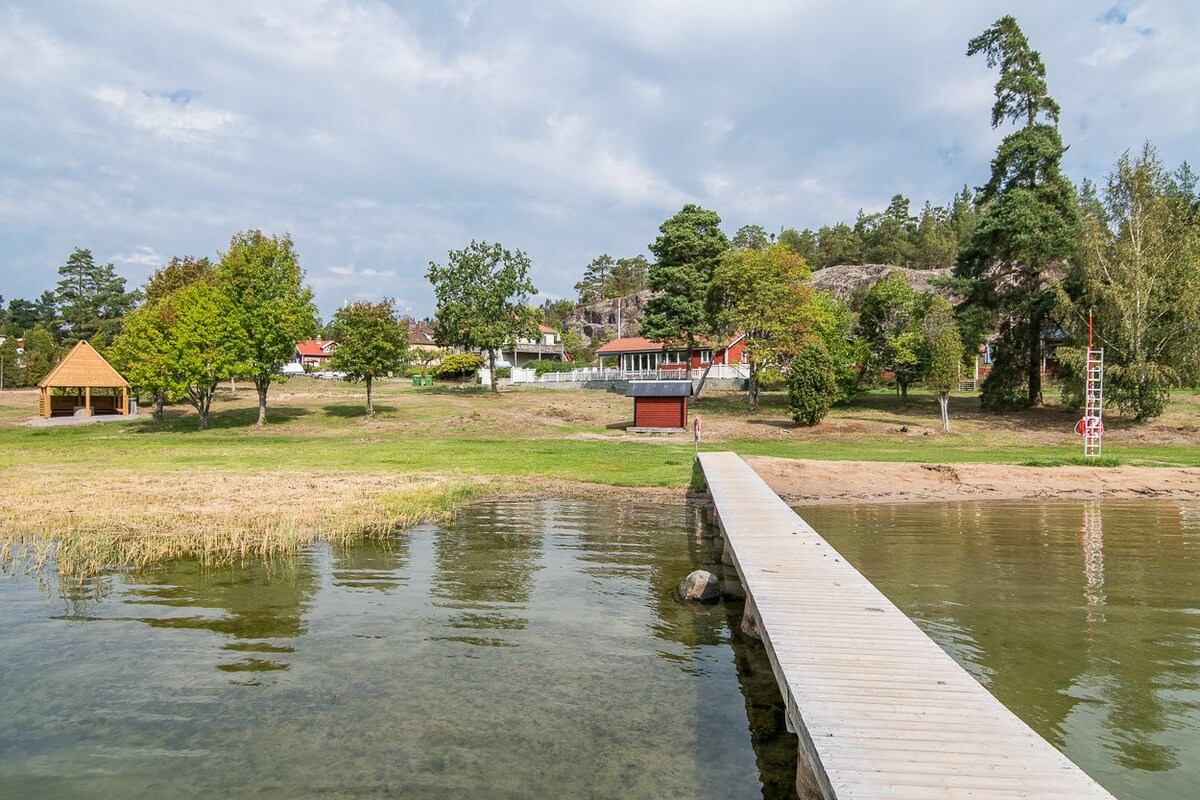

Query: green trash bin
[
  {"left": 422, "top": 376, "right": 431, "bottom": 386},
  {"left": 412, "top": 376, "right": 421, "bottom": 386}
]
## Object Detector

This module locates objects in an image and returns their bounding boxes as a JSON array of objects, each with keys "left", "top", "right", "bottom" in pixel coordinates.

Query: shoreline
[{"left": 747, "top": 456, "right": 1200, "bottom": 506}]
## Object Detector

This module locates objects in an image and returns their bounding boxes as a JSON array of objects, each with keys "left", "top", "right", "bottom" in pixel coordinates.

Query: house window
[{"left": 699, "top": 349, "right": 712, "bottom": 364}]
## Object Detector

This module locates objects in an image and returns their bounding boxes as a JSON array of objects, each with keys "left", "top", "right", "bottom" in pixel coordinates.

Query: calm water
[
  {"left": 0, "top": 499, "right": 796, "bottom": 799},
  {"left": 799, "top": 500, "right": 1200, "bottom": 800}
]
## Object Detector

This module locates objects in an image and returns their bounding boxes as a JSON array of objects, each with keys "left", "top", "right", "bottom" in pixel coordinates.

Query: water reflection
[
  {"left": 51, "top": 558, "right": 320, "bottom": 677},
  {"left": 800, "top": 499, "right": 1200, "bottom": 800},
  {"left": 428, "top": 501, "right": 542, "bottom": 646},
  {"left": 1080, "top": 501, "right": 1106, "bottom": 626}
]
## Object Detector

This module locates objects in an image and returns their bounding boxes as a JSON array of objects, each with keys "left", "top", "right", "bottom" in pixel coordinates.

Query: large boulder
[{"left": 678, "top": 570, "right": 720, "bottom": 602}]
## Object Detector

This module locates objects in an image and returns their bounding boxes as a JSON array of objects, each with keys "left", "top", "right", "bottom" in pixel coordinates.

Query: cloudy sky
[{"left": 1, "top": 1, "right": 1197, "bottom": 319}]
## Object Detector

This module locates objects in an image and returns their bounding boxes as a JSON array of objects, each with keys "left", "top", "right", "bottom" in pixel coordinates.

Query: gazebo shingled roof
[{"left": 38, "top": 341, "right": 129, "bottom": 389}]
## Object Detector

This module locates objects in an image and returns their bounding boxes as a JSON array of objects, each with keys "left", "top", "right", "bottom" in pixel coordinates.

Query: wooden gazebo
[{"left": 37, "top": 341, "right": 130, "bottom": 419}]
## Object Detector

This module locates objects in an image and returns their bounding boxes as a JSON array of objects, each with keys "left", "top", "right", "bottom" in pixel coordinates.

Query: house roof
[
  {"left": 625, "top": 380, "right": 693, "bottom": 398},
  {"left": 38, "top": 340, "right": 129, "bottom": 389},
  {"left": 296, "top": 340, "right": 336, "bottom": 357},
  {"left": 408, "top": 324, "right": 437, "bottom": 347},
  {"left": 538, "top": 325, "right": 557, "bottom": 334},
  {"left": 596, "top": 334, "right": 744, "bottom": 355}
]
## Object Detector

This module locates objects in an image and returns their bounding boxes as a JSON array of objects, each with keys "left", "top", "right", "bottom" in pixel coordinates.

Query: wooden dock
[{"left": 697, "top": 452, "right": 1117, "bottom": 800}]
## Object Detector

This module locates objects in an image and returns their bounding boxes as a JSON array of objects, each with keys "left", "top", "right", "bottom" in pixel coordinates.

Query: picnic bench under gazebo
[{"left": 37, "top": 340, "right": 130, "bottom": 419}]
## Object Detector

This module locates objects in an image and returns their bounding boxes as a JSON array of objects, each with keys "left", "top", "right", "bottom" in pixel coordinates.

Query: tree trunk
[
  {"left": 366, "top": 376, "right": 374, "bottom": 416},
  {"left": 748, "top": 361, "right": 760, "bottom": 411},
  {"left": 939, "top": 392, "right": 950, "bottom": 432},
  {"left": 489, "top": 350, "right": 498, "bottom": 393},
  {"left": 255, "top": 376, "right": 270, "bottom": 426},
  {"left": 684, "top": 336, "right": 693, "bottom": 383},
  {"left": 900, "top": 381, "right": 908, "bottom": 403},
  {"left": 153, "top": 392, "right": 165, "bottom": 425},
  {"left": 197, "top": 389, "right": 210, "bottom": 431},
  {"left": 694, "top": 361, "right": 715, "bottom": 401},
  {"left": 1027, "top": 322, "right": 1043, "bottom": 406}
]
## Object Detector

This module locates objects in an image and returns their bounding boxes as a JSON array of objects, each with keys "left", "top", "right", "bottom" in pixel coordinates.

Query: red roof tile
[{"left": 296, "top": 340, "right": 336, "bottom": 357}]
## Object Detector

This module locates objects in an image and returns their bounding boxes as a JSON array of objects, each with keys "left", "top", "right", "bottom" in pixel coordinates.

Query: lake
[{"left": 0, "top": 498, "right": 795, "bottom": 799}]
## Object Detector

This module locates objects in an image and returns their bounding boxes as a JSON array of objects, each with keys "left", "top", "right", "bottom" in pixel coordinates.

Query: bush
[
  {"left": 432, "top": 352, "right": 485, "bottom": 379},
  {"left": 787, "top": 341, "right": 837, "bottom": 426},
  {"left": 403, "top": 366, "right": 427, "bottom": 378},
  {"left": 529, "top": 359, "right": 574, "bottom": 377},
  {"left": 495, "top": 366, "right": 511, "bottom": 379}
]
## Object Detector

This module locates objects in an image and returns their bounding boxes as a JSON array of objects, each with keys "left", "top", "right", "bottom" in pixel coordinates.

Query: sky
[{"left": 1, "top": 1, "right": 1197, "bottom": 320}]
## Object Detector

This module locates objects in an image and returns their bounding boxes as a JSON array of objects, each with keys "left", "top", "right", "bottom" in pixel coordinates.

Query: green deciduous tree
[
  {"left": 20, "top": 324, "right": 60, "bottom": 386},
  {"left": 166, "top": 282, "right": 248, "bottom": 431},
  {"left": 924, "top": 296, "right": 965, "bottom": 431},
  {"left": 788, "top": 340, "right": 837, "bottom": 426},
  {"left": 427, "top": 240, "right": 540, "bottom": 393},
  {"left": 55, "top": 248, "right": 139, "bottom": 346},
  {"left": 144, "top": 256, "right": 215, "bottom": 306},
  {"left": 217, "top": 231, "right": 318, "bottom": 425},
  {"left": 641, "top": 204, "right": 730, "bottom": 381},
  {"left": 857, "top": 273, "right": 928, "bottom": 400},
  {"left": 108, "top": 302, "right": 176, "bottom": 424},
  {"left": 329, "top": 299, "right": 411, "bottom": 416},
  {"left": 778, "top": 228, "right": 819, "bottom": 265},
  {"left": 708, "top": 243, "right": 815, "bottom": 410},
  {"left": 1066, "top": 144, "right": 1200, "bottom": 421},
  {"left": 1, "top": 335, "right": 21, "bottom": 388},
  {"left": 957, "top": 15, "right": 1078, "bottom": 410}
]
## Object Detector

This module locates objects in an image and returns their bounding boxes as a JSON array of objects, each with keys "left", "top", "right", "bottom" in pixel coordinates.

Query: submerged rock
[{"left": 678, "top": 570, "right": 720, "bottom": 602}]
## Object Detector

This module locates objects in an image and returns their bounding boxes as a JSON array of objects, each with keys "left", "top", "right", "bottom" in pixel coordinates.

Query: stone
[
  {"left": 678, "top": 570, "right": 720, "bottom": 602},
  {"left": 742, "top": 596, "right": 762, "bottom": 640}
]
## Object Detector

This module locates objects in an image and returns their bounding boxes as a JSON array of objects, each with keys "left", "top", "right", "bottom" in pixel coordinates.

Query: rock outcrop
[
  {"left": 807, "top": 264, "right": 955, "bottom": 299},
  {"left": 561, "top": 290, "right": 654, "bottom": 346}
]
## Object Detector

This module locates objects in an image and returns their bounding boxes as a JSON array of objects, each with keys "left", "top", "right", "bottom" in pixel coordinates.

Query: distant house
[
  {"left": 596, "top": 334, "right": 747, "bottom": 373},
  {"left": 294, "top": 340, "right": 337, "bottom": 367},
  {"left": 408, "top": 321, "right": 441, "bottom": 355},
  {"left": 493, "top": 325, "right": 567, "bottom": 368}
]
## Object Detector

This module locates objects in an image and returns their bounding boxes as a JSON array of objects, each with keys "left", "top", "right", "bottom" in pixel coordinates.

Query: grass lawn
[{"left": 2, "top": 376, "right": 1196, "bottom": 572}]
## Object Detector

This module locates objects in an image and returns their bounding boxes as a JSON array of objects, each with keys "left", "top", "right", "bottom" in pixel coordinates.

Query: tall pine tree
[{"left": 956, "top": 16, "right": 1078, "bottom": 409}]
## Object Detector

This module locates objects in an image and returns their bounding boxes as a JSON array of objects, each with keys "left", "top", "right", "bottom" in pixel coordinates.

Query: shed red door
[{"left": 635, "top": 396, "right": 686, "bottom": 428}]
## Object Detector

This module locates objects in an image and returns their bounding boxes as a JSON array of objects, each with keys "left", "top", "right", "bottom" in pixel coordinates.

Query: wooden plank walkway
[{"left": 697, "top": 452, "right": 1117, "bottom": 800}]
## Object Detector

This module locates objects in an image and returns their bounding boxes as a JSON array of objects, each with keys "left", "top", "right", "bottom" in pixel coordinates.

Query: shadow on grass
[
  {"left": 139, "top": 405, "right": 313, "bottom": 433},
  {"left": 605, "top": 421, "right": 634, "bottom": 430},
  {"left": 322, "top": 403, "right": 397, "bottom": 419}
]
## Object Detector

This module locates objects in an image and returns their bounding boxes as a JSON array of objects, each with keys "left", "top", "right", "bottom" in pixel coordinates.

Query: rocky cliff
[{"left": 561, "top": 289, "right": 654, "bottom": 345}]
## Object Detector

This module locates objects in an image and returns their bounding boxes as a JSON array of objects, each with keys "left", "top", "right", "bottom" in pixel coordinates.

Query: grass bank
[{"left": 3, "top": 377, "right": 1197, "bottom": 573}]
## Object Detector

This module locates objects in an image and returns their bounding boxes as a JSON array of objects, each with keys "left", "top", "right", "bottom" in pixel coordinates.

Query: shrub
[
  {"left": 432, "top": 352, "right": 485, "bottom": 379},
  {"left": 529, "top": 359, "right": 575, "bottom": 377},
  {"left": 787, "top": 341, "right": 837, "bottom": 426},
  {"left": 403, "top": 366, "right": 427, "bottom": 378},
  {"left": 495, "top": 367, "right": 511, "bottom": 379}
]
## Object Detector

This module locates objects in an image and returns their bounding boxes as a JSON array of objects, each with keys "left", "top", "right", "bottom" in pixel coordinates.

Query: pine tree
[
  {"left": 956, "top": 16, "right": 1078, "bottom": 409},
  {"left": 54, "top": 248, "right": 139, "bottom": 345}
]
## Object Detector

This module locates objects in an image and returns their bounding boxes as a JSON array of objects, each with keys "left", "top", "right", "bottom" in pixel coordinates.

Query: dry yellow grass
[{"left": 0, "top": 468, "right": 477, "bottom": 575}]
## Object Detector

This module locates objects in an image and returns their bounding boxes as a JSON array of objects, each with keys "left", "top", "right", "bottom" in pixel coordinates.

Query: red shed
[{"left": 626, "top": 380, "right": 692, "bottom": 432}]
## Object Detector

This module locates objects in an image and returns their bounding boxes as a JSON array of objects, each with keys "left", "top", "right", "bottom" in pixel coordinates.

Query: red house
[
  {"left": 626, "top": 380, "right": 692, "bottom": 432},
  {"left": 294, "top": 340, "right": 337, "bottom": 366},
  {"left": 596, "top": 334, "right": 747, "bottom": 372}
]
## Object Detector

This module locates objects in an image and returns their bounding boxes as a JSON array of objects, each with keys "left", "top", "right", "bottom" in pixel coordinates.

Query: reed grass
[{"left": 0, "top": 468, "right": 477, "bottom": 575}]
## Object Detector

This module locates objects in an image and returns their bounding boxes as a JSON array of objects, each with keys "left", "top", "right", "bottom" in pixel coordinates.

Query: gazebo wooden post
[
  {"left": 121, "top": 386, "right": 128, "bottom": 415},
  {"left": 85, "top": 386, "right": 91, "bottom": 417}
]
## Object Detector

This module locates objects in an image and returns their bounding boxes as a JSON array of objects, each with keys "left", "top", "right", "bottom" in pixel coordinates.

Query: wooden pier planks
[{"left": 697, "top": 451, "right": 1116, "bottom": 800}]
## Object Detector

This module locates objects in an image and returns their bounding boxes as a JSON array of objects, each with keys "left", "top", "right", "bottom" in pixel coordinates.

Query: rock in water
[{"left": 678, "top": 570, "right": 720, "bottom": 602}]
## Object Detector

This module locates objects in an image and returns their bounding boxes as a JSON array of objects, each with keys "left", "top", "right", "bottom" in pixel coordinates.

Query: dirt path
[{"left": 747, "top": 456, "right": 1200, "bottom": 506}]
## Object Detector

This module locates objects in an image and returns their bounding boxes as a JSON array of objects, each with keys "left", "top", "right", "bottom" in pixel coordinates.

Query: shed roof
[
  {"left": 38, "top": 340, "right": 129, "bottom": 389},
  {"left": 625, "top": 380, "right": 693, "bottom": 398}
]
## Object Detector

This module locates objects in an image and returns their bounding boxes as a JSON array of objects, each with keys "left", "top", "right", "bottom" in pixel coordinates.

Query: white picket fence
[{"left": 509, "top": 364, "right": 749, "bottom": 384}]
